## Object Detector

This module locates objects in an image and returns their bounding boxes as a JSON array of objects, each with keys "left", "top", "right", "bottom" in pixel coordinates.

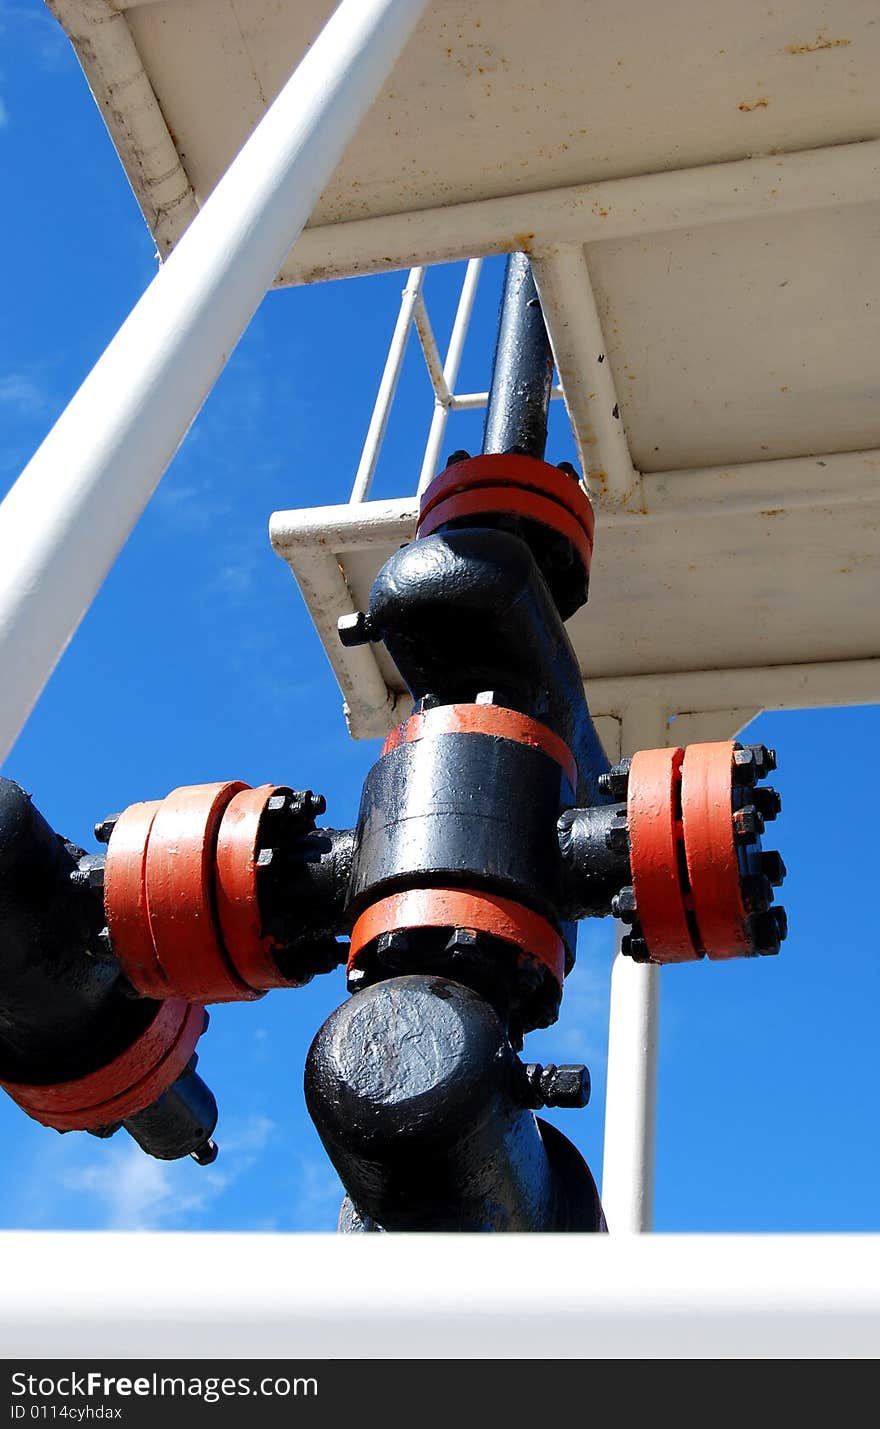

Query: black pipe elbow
[
  {"left": 366, "top": 530, "right": 609, "bottom": 804},
  {"left": 0, "top": 778, "right": 217, "bottom": 1163},
  {"left": 305, "top": 974, "right": 603, "bottom": 1232}
]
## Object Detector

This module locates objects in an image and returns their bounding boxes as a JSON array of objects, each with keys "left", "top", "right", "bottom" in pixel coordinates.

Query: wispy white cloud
[
  {"left": 0, "top": 96, "right": 8, "bottom": 128},
  {"left": 58, "top": 1111, "right": 278, "bottom": 1231},
  {"left": 0, "top": 372, "right": 50, "bottom": 418},
  {"left": 286, "top": 1155, "right": 343, "bottom": 1232}
]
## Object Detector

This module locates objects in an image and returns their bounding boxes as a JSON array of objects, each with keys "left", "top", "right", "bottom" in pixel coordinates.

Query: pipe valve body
[{"left": 0, "top": 256, "right": 787, "bottom": 1231}]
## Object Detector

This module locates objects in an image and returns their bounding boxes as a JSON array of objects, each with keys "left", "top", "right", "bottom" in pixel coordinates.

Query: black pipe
[
  {"left": 482, "top": 253, "right": 554, "bottom": 460},
  {"left": 0, "top": 778, "right": 217, "bottom": 1162},
  {"left": 305, "top": 974, "right": 604, "bottom": 1232},
  {"left": 0, "top": 778, "right": 152, "bottom": 1080},
  {"left": 365, "top": 528, "right": 610, "bottom": 805}
]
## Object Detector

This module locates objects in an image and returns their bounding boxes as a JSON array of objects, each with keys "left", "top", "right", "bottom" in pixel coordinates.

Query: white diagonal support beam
[{"left": 0, "top": 0, "right": 431, "bottom": 764}]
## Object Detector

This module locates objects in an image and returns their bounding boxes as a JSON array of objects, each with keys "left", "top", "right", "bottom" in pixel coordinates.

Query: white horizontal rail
[
  {"left": 2, "top": 1232, "right": 879, "bottom": 1357},
  {"left": 273, "top": 445, "right": 880, "bottom": 553},
  {"left": 0, "top": 0, "right": 431, "bottom": 766},
  {"left": 284, "top": 139, "right": 880, "bottom": 286}
]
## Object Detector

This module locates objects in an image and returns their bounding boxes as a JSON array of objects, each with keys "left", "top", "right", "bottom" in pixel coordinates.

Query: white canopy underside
[{"left": 51, "top": 0, "right": 880, "bottom": 745}]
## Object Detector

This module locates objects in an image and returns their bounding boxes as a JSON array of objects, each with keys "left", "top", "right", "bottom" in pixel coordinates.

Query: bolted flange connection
[
  {"left": 102, "top": 782, "right": 343, "bottom": 1002},
  {"left": 605, "top": 741, "right": 787, "bottom": 964}
]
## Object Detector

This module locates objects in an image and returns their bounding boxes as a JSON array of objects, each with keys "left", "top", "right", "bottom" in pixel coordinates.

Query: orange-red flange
[
  {"left": 144, "top": 781, "right": 257, "bottom": 1003},
  {"left": 0, "top": 999, "right": 204, "bottom": 1132},
  {"left": 416, "top": 453, "right": 595, "bottom": 575},
  {"left": 349, "top": 886, "right": 566, "bottom": 988},
  {"left": 106, "top": 781, "right": 301, "bottom": 1003},
  {"left": 681, "top": 742, "right": 750, "bottom": 959},
  {"left": 627, "top": 746, "right": 701, "bottom": 964},
  {"left": 382, "top": 702, "right": 578, "bottom": 792},
  {"left": 626, "top": 740, "right": 756, "bottom": 963},
  {"left": 103, "top": 798, "right": 170, "bottom": 999},
  {"left": 214, "top": 784, "right": 307, "bottom": 990}
]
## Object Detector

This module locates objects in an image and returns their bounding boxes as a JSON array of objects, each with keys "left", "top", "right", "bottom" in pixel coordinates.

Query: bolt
[
  {"left": 347, "top": 967, "right": 367, "bottom": 992},
  {"left": 556, "top": 461, "right": 581, "bottom": 482},
  {"left": 337, "top": 611, "right": 374, "bottom": 648},
  {"left": 376, "top": 930, "right": 411, "bottom": 970},
  {"left": 732, "top": 747, "right": 758, "bottom": 787},
  {"left": 265, "top": 794, "right": 288, "bottom": 814},
  {"left": 610, "top": 885, "right": 638, "bottom": 923},
  {"left": 446, "top": 450, "right": 470, "bottom": 466},
  {"left": 760, "top": 850, "right": 787, "bottom": 887},
  {"left": 256, "top": 847, "right": 275, "bottom": 868},
  {"left": 191, "top": 1139, "right": 219, "bottom": 1167},
  {"left": 307, "top": 792, "right": 327, "bottom": 818},
  {"left": 445, "top": 927, "right": 481, "bottom": 954},
  {"left": 521, "top": 1063, "right": 590, "bottom": 1109},
  {"left": 622, "top": 933, "right": 651, "bottom": 962},
  {"left": 746, "top": 743, "right": 777, "bottom": 777},
  {"left": 733, "top": 805, "right": 764, "bottom": 842},
  {"left": 94, "top": 814, "right": 120, "bottom": 844},
  {"left": 748, "top": 907, "right": 787, "bottom": 955},
  {"left": 543, "top": 1064, "right": 591, "bottom": 1108},
  {"left": 605, "top": 820, "right": 630, "bottom": 854},
  {"left": 752, "top": 786, "right": 782, "bottom": 821},
  {"left": 598, "top": 759, "right": 631, "bottom": 801},
  {"left": 740, "top": 873, "right": 773, "bottom": 913}
]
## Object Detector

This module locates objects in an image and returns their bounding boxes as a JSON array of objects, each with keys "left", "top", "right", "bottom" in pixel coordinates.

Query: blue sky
[{"left": 1, "top": 0, "right": 879, "bottom": 1235}]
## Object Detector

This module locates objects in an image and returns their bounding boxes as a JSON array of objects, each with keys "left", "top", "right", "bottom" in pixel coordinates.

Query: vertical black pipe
[{"left": 482, "top": 252, "right": 554, "bottom": 459}]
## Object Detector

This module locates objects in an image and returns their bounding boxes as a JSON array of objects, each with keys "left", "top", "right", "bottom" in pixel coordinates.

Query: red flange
[
  {"left": 0, "top": 999, "right": 204, "bottom": 1132},
  {"left": 681, "top": 742, "right": 751, "bottom": 960},
  {"left": 416, "top": 453, "right": 595, "bottom": 577},
  {"left": 625, "top": 740, "right": 775, "bottom": 963},
  {"left": 105, "top": 781, "right": 300, "bottom": 1002},
  {"left": 349, "top": 886, "right": 566, "bottom": 989},
  {"left": 382, "top": 702, "right": 578, "bottom": 791},
  {"left": 103, "top": 798, "right": 170, "bottom": 999},
  {"left": 627, "top": 747, "right": 700, "bottom": 964},
  {"left": 215, "top": 785, "right": 308, "bottom": 991},
  {"left": 144, "top": 782, "right": 256, "bottom": 1003}
]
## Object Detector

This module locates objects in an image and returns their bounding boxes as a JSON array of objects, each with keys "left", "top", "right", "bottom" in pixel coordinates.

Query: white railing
[{"left": 349, "top": 258, "right": 564, "bottom": 503}]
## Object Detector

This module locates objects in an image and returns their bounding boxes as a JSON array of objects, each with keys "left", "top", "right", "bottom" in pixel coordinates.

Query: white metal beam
[
  {"left": 273, "top": 446, "right": 880, "bottom": 549},
  {"left": 0, "top": 0, "right": 431, "bottom": 765},
  {"left": 531, "top": 243, "right": 639, "bottom": 506},
  {"left": 283, "top": 139, "right": 880, "bottom": 287},
  {"left": 585, "top": 659, "right": 880, "bottom": 721},
  {"left": 601, "top": 702, "right": 666, "bottom": 1233},
  {"left": 2, "top": 1230, "right": 879, "bottom": 1357},
  {"left": 47, "top": 0, "right": 199, "bottom": 256}
]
